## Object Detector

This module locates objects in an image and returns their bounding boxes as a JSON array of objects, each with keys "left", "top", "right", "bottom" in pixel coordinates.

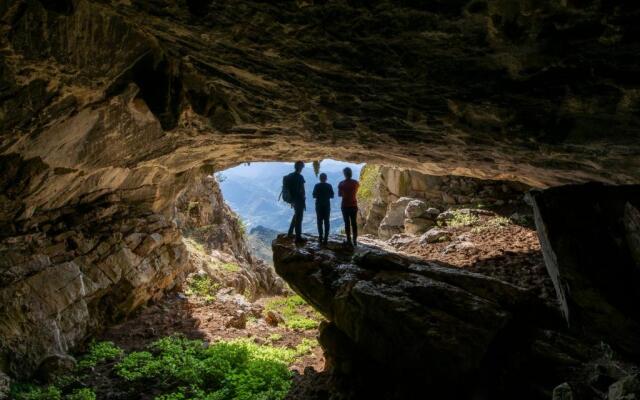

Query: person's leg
[
  {"left": 342, "top": 208, "right": 352, "bottom": 244},
  {"left": 295, "top": 204, "right": 304, "bottom": 239},
  {"left": 288, "top": 209, "right": 295, "bottom": 237},
  {"left": 316, "top": 210, "right": 324, "bottom": 243},
  {"left": 350, "top": 207, "right": 358, "bottom": 244},
  {"left": 323, "top": 211, "right": 330, "bottom": 243}
]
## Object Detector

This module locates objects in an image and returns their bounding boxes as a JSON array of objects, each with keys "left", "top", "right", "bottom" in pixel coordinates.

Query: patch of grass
[
  {"left": 184, "top": 237, "right": 206, "bottom": 254},
  {"left": 471, "top": 216, "right": 511, "bottom": 234},
  {"left": 65, "top": 388, "right": 96, "bottom": 400},
  {"left": 447, "top": 211, "right": 480, "bottom": 228},
  {"left": 10, "top": 385, "right": 96, "bottom": 400},
  {"left": 219, "top": 262, "right": 241, "bottom": 273},
  {"left": 268, "top": 334, "right": 283, "bottom": 343},
  {"left": 357, "top": 164, "right": 380, "bottom": 203},
  {"left": 185, "top": 275, "right": 220, "bottom": 302},
  {"left": 77, "top": 341, "right": 123, "bottom": 369},
  {"left": 10, "top": 384, "right": 62, "bottom": 400},
  {"left": 115, "top": 335, "right": 298, "bottom": 400},
  {"left": 264, "top": 295, "right": 322, "bottom": 330}
]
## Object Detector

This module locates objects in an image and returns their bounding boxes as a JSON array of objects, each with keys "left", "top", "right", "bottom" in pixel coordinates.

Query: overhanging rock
[
  {"left": 528, "top": 183, "right": 640, "bottom": 357},
  {"left": 272, "top": 235, "right": 544, "bottom": 397}
]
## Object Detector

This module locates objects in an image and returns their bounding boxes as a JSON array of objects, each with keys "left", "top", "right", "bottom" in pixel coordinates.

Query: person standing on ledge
[
  {"left": 338, "top": 167, "right": 359, "bottom": 247},
  {"left": 313, "top": 172, "right": 334, "bottom": 246},
  {"left": 284, "top": 161, "right": 307, "bottom": 243}
]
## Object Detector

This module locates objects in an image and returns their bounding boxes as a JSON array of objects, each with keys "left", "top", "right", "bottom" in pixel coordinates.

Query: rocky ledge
[{"left": 272, "top": 234, "right": 640, "bottom": 399}]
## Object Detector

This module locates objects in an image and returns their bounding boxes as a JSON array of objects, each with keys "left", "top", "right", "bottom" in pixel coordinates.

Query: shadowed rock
[
  {"left": 273, "top": 235, "right": 547, "bottom": 397},
  {"left": 528, "top": 183, "right": 640, "bottom": 358}
]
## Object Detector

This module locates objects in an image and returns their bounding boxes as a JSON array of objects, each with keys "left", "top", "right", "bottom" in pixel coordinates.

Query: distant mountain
[
  {"left": 247, "top": 225, "right": 279, "bottom": 265},
  {"left": 220, "top": 160, "right": 363, "bottom": 235}
]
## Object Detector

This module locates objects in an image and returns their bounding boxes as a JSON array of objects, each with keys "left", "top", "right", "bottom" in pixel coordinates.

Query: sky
[{"left": 219, "top": 159, "right": 364, "bottom": 234}]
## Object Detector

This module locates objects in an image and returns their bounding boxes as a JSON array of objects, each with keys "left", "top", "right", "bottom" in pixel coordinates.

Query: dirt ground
[{"left": 385, "top": 213, "right": 557, "bottom": 304}]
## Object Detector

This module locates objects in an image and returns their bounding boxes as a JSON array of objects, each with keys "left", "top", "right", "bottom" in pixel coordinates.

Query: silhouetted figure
[
  {"left": 338, "top": 167, "right": 359, "bottom": 246},
  {"left": 313, "top": 173, "right": 334, "bottom": 245},
  {"left": 283, "top": 161, "right": 306, "bottom": 243}
]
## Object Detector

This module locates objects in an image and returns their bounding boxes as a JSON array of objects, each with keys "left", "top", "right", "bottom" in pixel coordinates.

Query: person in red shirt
[{"left": 338, "top": 167, "right": 359, "bottom": 246}]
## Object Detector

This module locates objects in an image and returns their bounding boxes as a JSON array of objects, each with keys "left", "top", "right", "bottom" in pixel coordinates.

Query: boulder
[
  {"left": 0, "top": 372, "right": 10, "bottom": 400},
  {"left": 552, "top": 383, "right": 574, "bottom": 400},
  {"left": 36, "top": 354, "right": 77, "bottom": 383},
  {"left": 225, "top": 311, "right": 247, "bottom": 329},
  {"left": 419, "top": 228, "right": 451, "bottom": 244},
  {"left": 380, "top": 197, "right": 413, "bottom": 227},
  {"left": 378, "top": 223, "right": 404, "bottom": 240},
  {"left": 404, "top": 199, "right": 428, "bottom": 219},
  {"left": 609, "top": 374, "right": 640, "bottom": 400},
  {"left": 403, "top": 217, "right": 434, "bottom": 235},
  {"left": 527, "top": 183, "right": 640, "bottom": 357},
  {"left": 272, "top": 235, "right": 536, "bottom": 397},
  {"left": 265, "top": 310, "right": 285, "bottom": 327},
  {"left": 378, "top": 197, "right": 414, "bottom": 239}
]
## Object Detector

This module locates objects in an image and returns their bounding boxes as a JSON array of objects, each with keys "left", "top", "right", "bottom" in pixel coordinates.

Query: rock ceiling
[{"left": 1, "top": 0, "right": 639, "bottom": 215}]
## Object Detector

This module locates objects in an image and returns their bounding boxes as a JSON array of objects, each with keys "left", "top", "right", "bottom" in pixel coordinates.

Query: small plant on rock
[
  {"left": 185, "top": 275, "right": 220, "bottom": 302},
  {"left": 264, "top": 295, "right": 323, "bottom": 330},
  {"left": 77, "top": 341, "right": 123, "bottom": 369},
  {"left": 448, "top": 211, "right": 480, "bottom": 228}
]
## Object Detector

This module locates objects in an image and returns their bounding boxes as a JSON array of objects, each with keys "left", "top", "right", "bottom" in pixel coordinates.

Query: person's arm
[
  {"left": 329, "top": 185, "right": 334, "bottom": 198},
  {"left": 313, "top": 184, "right": 318, "bottom": 199},
  {"left": 338, "top": 182, "right": 343, "bottom": 197}
]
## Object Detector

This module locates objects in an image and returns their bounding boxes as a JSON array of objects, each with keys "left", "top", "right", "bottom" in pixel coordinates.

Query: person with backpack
[
  {"left": 338, "top": 167, "right": 359, "bottom": 247},
  {"left": 312, "top": 172, "right": 334, "bottom": 246},
  {"left": 283, "top": 161, "right": 307, "bottom": 243}
]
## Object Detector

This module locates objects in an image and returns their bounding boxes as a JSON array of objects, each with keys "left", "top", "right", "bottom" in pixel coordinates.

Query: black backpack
[{"left": 280, "top": 174, "right": 294, "bottom": 204}]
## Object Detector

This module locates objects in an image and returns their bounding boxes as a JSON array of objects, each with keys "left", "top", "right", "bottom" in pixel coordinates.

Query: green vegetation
[
  {"left": 11, "top": 384, "right": 62, "bottom": 400},
  {"left": 219, "top": 262, "right": 241, "bottom": 273},
  {"left": 264, "top": 295, "right": 323, "bottom": 330},
  {"left": 11, "top": 335, "right": 311, "bottom": 400},
  {"left": 357, "top": 164, "right": 380, "bottom": 203},
  {"left": 77, "top": 341, "right": 123, "bottom": 369},
  {"left": 184, "top": 237, "right": 206, "bottom": 254},
  {"left": 267, "top": 333, "right": 283, "bottom": 343},
  {"left": 65, "top": 388, "right": 96, "bottom": 400},
  {"left": 185, "top": 274, "right": 220, "bottom": 302},
  {"left": 471, "top": 216, "right": 511, "bottom": 234},
  {"left": 237, "top": 218, "right": 247, "bottom": 237},
  {"left": 447, "top": 210, "right": 480, "bottom": 227},
  {"left": 116, "top": 335, "right": 308, "bottom": 399}
]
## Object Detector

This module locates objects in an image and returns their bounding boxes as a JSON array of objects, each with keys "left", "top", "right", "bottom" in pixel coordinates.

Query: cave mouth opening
[{"left": 216, "top": 159, "right": 365, "bottom": 265}]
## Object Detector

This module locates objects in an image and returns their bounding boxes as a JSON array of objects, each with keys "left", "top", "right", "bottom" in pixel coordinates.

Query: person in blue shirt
[{"left": 312, "top": 173, "right": 334, "bottom": 245}]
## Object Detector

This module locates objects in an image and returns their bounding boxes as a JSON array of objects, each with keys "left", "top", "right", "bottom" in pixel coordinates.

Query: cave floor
[
  {"left": 382, "top": 211, "right": 556, "bottom": 306},
  {"left": 13, "top": 210, "right": 556, "bottom": 399},
  {"left": 84, "top": 292, "right": 325, "bottom": 399}
]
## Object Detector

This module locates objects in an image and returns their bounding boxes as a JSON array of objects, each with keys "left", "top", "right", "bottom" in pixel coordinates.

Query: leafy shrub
[
  {"left": 357, "top": 164, "right": 380, "bottom": 203},
  {"left": 77, "top": 341, "right": 123, "bottom": 369},
  {"left": 447, "top": 211, "right": 479, "bottom": 227},
  {"left": 267, "top": 334, "right": 283, "bottom": 343},
  {"left": 114, "top": 335, "right": 296, "bottom": 400},
  {"left": 471, "top": 216, "right": 511, "bottom": 233},
  {"left": 10, "top": 384, "right": 62, "bottom": 400},
  {"left": 264, "top": 296, "right": 322, "bottom": 330},
  {"left": 219, "top": 262, "right": 240, "bottom": 272},
  {"left": 65, "top": 388, "right": 96, "bottom": 400},
  {"left": 185, "top": 275, "right": 220, "bottom": 301}
]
